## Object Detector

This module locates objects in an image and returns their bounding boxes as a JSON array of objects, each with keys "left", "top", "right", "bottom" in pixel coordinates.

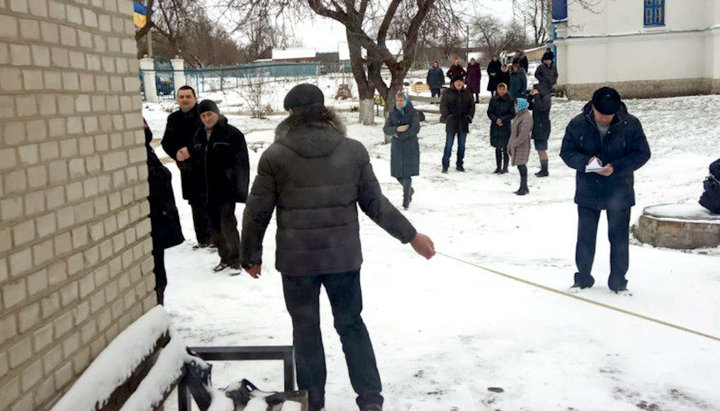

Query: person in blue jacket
[{"left": 383, "top": 92, "right": 421, "bottom": 210}]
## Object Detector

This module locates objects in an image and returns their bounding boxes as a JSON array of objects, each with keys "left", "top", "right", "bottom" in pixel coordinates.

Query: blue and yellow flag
[{"left": 134, "top": 1, "right": 148, "bottom": 29}]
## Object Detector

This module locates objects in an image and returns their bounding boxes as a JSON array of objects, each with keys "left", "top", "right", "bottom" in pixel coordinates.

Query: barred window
[{"left": 644, "top": 0, "right": 665, "bottom": 26}]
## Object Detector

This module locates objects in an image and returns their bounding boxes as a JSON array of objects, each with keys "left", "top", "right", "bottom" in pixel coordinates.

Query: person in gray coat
[
  {"left": 509, "top": 58, "right": 528, "bottom": 100},
  {"left": 383, "top": 92, "right": 420, "bottom": 210},
  {"left": 240, "top": 84, "right": 436, "bottom": 411}
]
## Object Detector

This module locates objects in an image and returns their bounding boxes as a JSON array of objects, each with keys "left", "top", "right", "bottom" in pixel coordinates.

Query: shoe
[
  {"left": 442, "top": 167, "right": 448, "bottom": 174},
  {"left": 571, "top": 272, "right": 595, "bottom": 289},
  {"left": 213, "top": 262, "right": 229, "bottom": 272},
  {"left": 535, "top": 170, "right": 549, "bottom": 177},
  {"left": 456, "top": 165, "right": 465, "bottom": 172},
  {"left": 493, "top": 168, "right": 501, "bottom": 174},
  {"left": 514, "top": 187, "right": 529, "bottom": 195},
  {"left": 362, "top": 405, "right": 383, "bottom": 411},
  {"left": 608, "top": 276, "right": 629, "bottom": 293},
  {"left": 499, "top": 168, "right": 509, "bottom": 174}
]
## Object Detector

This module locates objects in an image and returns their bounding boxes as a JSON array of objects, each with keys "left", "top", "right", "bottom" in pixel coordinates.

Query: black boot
[
  {"left": 493, "top": 149, "right": 502, "bottom": 173},
  {"left": 572, "top": 272, "right": 595, "bottom": 289},
  {"left": 401, "top": 178, "right": 412, "bottom": 210},
  {"left": 514, "top": 165, "right": 529, "bottom": 195},
  {"left": 535, "top": 159, "right": 549, "bottom": 177}
]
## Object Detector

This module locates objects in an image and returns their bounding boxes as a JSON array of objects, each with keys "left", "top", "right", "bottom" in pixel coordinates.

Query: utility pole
[
  {"left": 146, "top": 0, "right": 153, "bottom": 57},
  {"left": 466, "top": 24, "right": 470, "bottom": 62}
]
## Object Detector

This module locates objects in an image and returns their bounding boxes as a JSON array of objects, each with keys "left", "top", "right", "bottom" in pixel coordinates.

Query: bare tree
[{"left": 471, "top": 15, "right": 528, "bottom": 59}]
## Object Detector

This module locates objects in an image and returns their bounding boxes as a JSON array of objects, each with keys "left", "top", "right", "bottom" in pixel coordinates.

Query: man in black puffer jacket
[
  {"left": 560, "top": 87, "right": 651, "bottom": 293},
  {"left": 240, "top": 84, "right": 435, "bottom": 411},
  {"left": 192, "top": 100, "right": 250, "bottom": 271},
  {"left": 440, "top": 75, "right": 476, "bottom": 173}
]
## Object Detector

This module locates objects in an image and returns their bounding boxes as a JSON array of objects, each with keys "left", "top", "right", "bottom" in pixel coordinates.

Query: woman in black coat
[
  {"left": 383, "top": 92, "right": 421, "bottom": 210},
  {"left": 486, "top": 56, "right": 502, "bottom": 97},
  {"left": 144, "top": 118, "right": 184, "bottom": 305},
  {"left": 486, "top": 83, "right": 515, "bottom": 174}
]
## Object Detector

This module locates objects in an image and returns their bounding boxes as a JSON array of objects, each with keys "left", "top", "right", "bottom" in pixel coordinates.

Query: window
[{"left": 644, "top": 0, "right": 665, "bottom": 27}]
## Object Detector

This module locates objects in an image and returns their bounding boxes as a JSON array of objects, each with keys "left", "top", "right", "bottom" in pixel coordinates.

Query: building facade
[
  {"left": 0, "top": 0, "right": 155, "bottom": 409},
  {"left": 553, "top": 0, "right": 720, "bottom": 99}
]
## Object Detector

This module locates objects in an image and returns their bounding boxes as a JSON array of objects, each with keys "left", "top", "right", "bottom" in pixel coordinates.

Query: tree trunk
[{"left": 347, "top": 29, "right": 376, "bottom": 125}]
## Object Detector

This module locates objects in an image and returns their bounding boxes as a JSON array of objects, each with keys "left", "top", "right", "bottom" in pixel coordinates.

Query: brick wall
[{"left": 0, "top": 1, "right": 155, "bottom": 410}]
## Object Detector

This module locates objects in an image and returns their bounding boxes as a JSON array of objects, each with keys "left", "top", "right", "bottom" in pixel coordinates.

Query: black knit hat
[
  {"left": 284, "top": 83, "right": 324, "bottom": 111},
  {"left": 512, "top": 58, "right": 520, "bottom": 65},
  {"left": 542, "top": 51, "right": 554, "bottom": 61},
  {"left": 451, "top": 75, "right": 464, "bottom": 84},
  {"left": 591, "top": 87, "right": 622, "bottom": 115},
  {"left": 198, "top": 99, "right": 220, "bottom": 115}
]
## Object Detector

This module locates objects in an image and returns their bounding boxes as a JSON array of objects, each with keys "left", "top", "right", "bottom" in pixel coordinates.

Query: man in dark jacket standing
[
  {"left": 192, "top": 100, "right": 250, "bottom": 271},
  {"left": 426, "top": 60, "right": 445, "bottom": 101},
  {"left": 240, "top": 84, "right": 435, "bottom": 411},
  {"left": 161, "top": 86, "right": 212, "bottom": 248},
  {"left": 560, "top": 87, "right": 651, "bottom": 293},
  {"left": 486, "top": 56, "right": 502, "bottom": 97},
  {"left": 440, "top": 75, "right": 476, "bottom": 173},
  {"left": 446, "top": 56, "right": 467, "bottom": 82},
  {"left": 509, "top": 59, "right": 528, "bottom": 100}
]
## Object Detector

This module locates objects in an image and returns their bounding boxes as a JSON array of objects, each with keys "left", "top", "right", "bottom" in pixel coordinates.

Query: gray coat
[
  {"left": 383, "top": 101, "right": 420, "bottom": 179},
  {"left": 241, "top": 109, "right": 417, "bottom": 276},
  {"left": 534, "top": 63, "right": 558, "bottom": 95}
]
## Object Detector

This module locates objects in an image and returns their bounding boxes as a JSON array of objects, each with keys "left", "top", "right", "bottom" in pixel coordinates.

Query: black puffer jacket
[
  {"left": 161, "top": 106, "right": 204, "bottom": 201},
  {"left": 529, "top": 92, "right": 552, "bottom": 141},
  {"left": 699, "top": 158, "right": 720, "bottom": 214},
  {"left": 145, "top": 122, "right": 184, "bottom": 251},
  {"left": 560, "top": 102, "right": 652, "bottom": 210},
  {"left": 487, "top": 93, "right": 515, "bottom": 147},
  {"left": 440, "top": 87, "right": 476, "bottom": 134},
  {"left": 241, "top": 109, "right": 417, "bottom": 276},
  {"left": 191, "top": 116, "right": 250, "bottom": 205}
]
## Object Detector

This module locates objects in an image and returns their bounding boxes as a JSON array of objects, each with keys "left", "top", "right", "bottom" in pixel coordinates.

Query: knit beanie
[
  {"left": 591, "top": 87, "right": 622, "bottom": 115},
  {"left": 283, "top": 84, "right": 324, "bottom": 111},
  {"left": 197, "top": 99, "right": 220, "bottom": 115},
  {"left": 516, "top": 97, "right": 529, "bottom": 112}
]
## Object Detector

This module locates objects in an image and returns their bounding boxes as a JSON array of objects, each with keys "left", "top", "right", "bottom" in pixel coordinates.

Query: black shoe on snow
[
  {"left": 362, "top": 405, "right": 382, "bottom": 411},
  {"left": 571, "top": 272, "right": 595, "bottom": 289},
  {"left": 608, "top": 276, "right": 629, "bottom": 293},
  {"left": 456, "top": 165, "right": 465, "bottom": 172},
  {"left": 499, "top": 168, "right": 509, "bottom": 174},
  {"left": 493, "top": 168, "right": 501, "bottom": 174},
  {"left": 535, "top": 170, "right": 549, "bottom": 177},
  {"left": 442, "top": 167, "right": 448, "bottom": 174},
  {"left": 514, "top": 187, "right": 529, "bottom": 196},
  {"left": 213, "top": 262, "right": 229, "bottom": 272}
]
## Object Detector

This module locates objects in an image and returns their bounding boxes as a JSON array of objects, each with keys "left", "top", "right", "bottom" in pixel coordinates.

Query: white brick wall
[{"left": 0, "top": 1, "right": 155, "bottom": 409}]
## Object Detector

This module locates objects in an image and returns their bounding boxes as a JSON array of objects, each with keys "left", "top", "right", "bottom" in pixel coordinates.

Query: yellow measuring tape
[{"left": 436, "top": 251, "right": 720, "bottom": 343}]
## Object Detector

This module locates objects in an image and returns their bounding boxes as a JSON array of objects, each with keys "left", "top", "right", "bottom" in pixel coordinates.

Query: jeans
[
  {"left": 189, "top": 200, "right": 214, "bottom": 247},
  {"left": 208, "top": 201, "right": 240, "bottom": 265},
  {"left": 575, "top": 206, "right": 631, "bottom": 289},
  {"left": 282, "top": 270, "right": 383, "bottom": 410},
  {"left": 442, "top": 131, "right": 467, "bottom": 169}
]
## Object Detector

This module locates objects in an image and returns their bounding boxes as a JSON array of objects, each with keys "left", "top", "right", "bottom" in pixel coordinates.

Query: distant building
[
  {"left": 271, "top": 48, "right": 317, "bottom": 63},
  {"left": 553, "top": 0, "right": 720, "bottom": 99}
]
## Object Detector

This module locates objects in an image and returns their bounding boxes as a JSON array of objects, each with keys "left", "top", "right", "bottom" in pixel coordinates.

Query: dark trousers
[
  {"left": 473, "top": 92, "right": 479, "bottom": 103},
  {"left": 396, "top": 177, "right": 413, "bottom": 206},
  {"left": 282, "top": 270, "right": 383, "bottom": 410},
  {"left": 430, "top": 88, "right": 441, "bottom": 98},
  {"left": 189, "top": 200, "right": 213, "bottom": 247},
  {"left": 153, "top": 248, "right": 166, "bottom": 305},
  {"left": 575, "top": 206, "right": 631, "bottom": 289},
  {"left": 495, "top": 147, "right": 509, "bottom": 170},
  {"left": 442, "top": 131, "right": 467, "bottom": 169},
  {"left": 208, "top": 201, "right": 240, "bottom": 265}
]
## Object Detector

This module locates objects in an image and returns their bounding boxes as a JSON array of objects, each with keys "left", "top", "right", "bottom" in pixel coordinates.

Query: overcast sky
[{"left": 207, "top": 0, "right": 515, "bottom": 53}]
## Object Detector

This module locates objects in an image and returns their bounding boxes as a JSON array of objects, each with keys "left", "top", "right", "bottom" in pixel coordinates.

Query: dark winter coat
[
  {"left": 560, "top": 102, "right": 652, "bottom": 210},
  {"left": 383, "top": 100, "right": 421, "bottom": 179},
  {"left": 487, "top": 60, "right": 502, "bottom": 92},
  {"left": 446, "top": 64, "right": 467, "bottom": 81},
  {"left": 240, "top": 109, "right": 417, "bottom": 276},
  {"left": 529, "top": 92, "right": 552, "bottom": 141},
  {"left": 161, "top": 106, "right": 204, "bottom": 201},
  {"left": 699, "top": 158, "right": 720, "bottom": 214},
  {"left": 508, "top": 108, "right": 533, "bottom": 166},
  {"left": 509, "top": 68, "right": 528, "bottom": 100},
  {"left": 487, "top": 93, "right": 515, "bottom": 148},
  {"left": 191, "top": 115, "right": 250, "bottom": 206},
  {"left": 145, "top": 123, "right": 184, "bottom": 251},
  {"left": 465, "top": 63, "right": 482, "bottom": 94},
  {"left": 534, "top": 62, "right": 558, "bottom": 95},
  {"left": 517, "top": 54, "right": 529, "bottom": 73},
  {"left": 427, "top": 66, "right": 445, "bottom": 89},
  {"left": 439, "top": 86, "right": 476, "bottom": 134},
  {"left": 498, "top": 69, "right": 511, "bottom": 89}
]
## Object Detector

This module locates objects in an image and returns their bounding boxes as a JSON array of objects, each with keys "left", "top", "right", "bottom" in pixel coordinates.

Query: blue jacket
[
  {"left": 427, "top": 67, "right": 445, "bottom": 89},
  {"left": 560, "top": 102, "right": 651, "bottom": 210},
  {"left": 383, "top": 100, "right": 421, "bottom": 178}
]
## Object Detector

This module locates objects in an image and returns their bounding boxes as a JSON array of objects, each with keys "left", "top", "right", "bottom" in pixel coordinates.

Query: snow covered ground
[{"left": 142, "top": 91, "right": 720, "bottom": 411}]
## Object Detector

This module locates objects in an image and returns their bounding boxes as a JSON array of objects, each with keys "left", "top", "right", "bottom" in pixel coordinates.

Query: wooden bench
[
  {"left": 52, "top": 307, "right": 304, "bottom": 411},
  {"left": 411, "top": 83, "right": 430, "bottom": 93}
]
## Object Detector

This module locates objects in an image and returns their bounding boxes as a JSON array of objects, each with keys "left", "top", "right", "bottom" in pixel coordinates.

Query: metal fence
[{"left": 140, "top": 61, "right": 353, "bottom": 101}]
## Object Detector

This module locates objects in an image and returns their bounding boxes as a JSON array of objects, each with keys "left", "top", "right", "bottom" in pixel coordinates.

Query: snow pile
[
  {"left": 645, "top": 203, "right": 720, "bottom": 221},
  {"left": 52, "top": 307, "right": 171, "bottom": 411}
]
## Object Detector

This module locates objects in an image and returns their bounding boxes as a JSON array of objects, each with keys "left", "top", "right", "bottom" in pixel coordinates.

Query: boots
[
  {"left": 514, "top": 165, "right": 529, "bottom": 195},
  {"left": 535, "top": 159, "right": 549, "bottom": 177},
  {"left": 493, "top": 149, "right": 502, "bottom": 173},
  {"left": 399, "top": 178, "right": 413, "bottom": 210}
]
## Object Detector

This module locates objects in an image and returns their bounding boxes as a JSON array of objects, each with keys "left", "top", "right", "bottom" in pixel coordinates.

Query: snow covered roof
[{"left": 272, "top": 48, "right": 317, "bottom": 60}]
